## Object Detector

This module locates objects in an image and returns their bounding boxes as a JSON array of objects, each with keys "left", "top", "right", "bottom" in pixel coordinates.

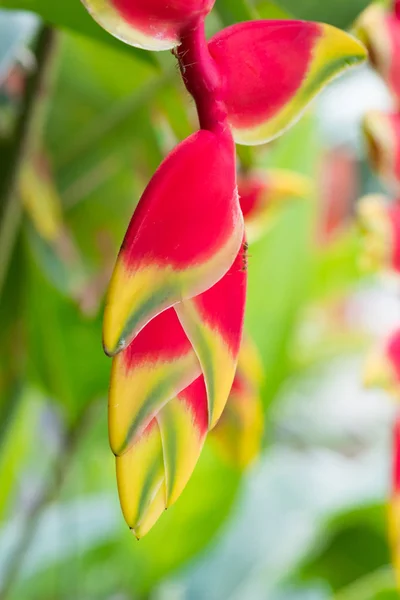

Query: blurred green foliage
[{"left": 0, "top": 1, "right": 395, "bottom": 599}]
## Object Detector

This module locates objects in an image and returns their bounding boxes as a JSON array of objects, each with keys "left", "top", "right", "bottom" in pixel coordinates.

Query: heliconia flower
[
  {"left": 81, "top": 0, "right": 215, "bottom": 51},
  {"left": 389, "top": 414, "right": 400, "bottom": 585},
  {"left": 176, "top": 241, "right": 247, "bottom": 429},
  {"left": 363, "top": 328, "right": 400, "bottom": 399},
  {"left": 355, "top": 3, "right": 400, "bottom": 101},
  {"left": 211, "top": 336, "right": 264, "bottom": 469},
  {"left": 238, "top": 168, "right": 312, "bottom": 242},
  {"left": 357, "top": 195, "right": 400, "bottom": 274},
  {"left": 363, "top": 111, "right": 400, "bottom": 196},
  {"left": 103, "top": 129, "right": 243, "bottom": 357},
  {"left": 80, "top": 0, "right": 368, "bottom": 538},
  {"left": 208, "top": 21, "right": 367, "bottom": 145}
]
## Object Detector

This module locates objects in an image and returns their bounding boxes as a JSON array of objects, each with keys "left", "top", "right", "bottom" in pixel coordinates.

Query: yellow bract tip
[{"left": 318, "top": 23, "right": 368, "bottom": 67}]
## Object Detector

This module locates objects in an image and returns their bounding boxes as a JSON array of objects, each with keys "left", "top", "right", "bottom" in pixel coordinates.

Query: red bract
[
  {"left": 109, "top": 308, "right": 201, "bottom": 455},
  {"left": 82, "top": 0, "right": 215, "bottom": 50},
  {"left": 81, "top": 0, "right": 367, "bottom": 535},
  {"left": 176, "top": 241, "right": 247, "bottom": 428},
  {"left": 208, "top": 21, "right": 366, "bottom": 144},
  {"left": 103, "top": 129, "right": 242, "bottom": 356}
]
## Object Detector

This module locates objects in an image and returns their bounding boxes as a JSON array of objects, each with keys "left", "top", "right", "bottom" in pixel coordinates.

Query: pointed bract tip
[
  {"left": 319, "top": 23, "right": 367, "bottom": 64},
  {"left": 130, "top": 528, "right": 140, "bottom": 541}
]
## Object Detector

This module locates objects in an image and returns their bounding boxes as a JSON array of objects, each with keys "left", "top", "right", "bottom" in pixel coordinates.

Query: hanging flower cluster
[
  {"left": 81, "top": 0, "right": 366, "bottom": 537},
  {"left": 357, "top": 0, "right": 400, "bottom": 584}
]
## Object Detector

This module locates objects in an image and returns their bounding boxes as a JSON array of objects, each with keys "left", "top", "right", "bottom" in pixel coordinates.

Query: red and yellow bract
[
  {"left": 209, "top": 21, "right": 365, "bottom": 145},
  {"left": 82, "top": 0, "right": 215, "bottom": 50}
]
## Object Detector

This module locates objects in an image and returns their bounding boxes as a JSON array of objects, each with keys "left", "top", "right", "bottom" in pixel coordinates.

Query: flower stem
[{"left": 176, "top": 19, "right": 227, "bottom": 133}]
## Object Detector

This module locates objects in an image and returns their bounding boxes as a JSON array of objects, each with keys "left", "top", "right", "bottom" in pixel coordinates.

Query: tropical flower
[
  {"left": 358, "top": 194, "right": 400, "bottom": 274},
  {"left": 81, "top": 0, "right": 367, "bottom": 535}
]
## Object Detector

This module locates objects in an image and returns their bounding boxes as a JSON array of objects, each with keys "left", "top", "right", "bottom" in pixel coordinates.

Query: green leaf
[
  {"left": 0, "top": 390, "right": 40, "bottom": 520},
  {"left": 215, "top": 0, "right": 258, "bottom": 23},
  {"left": 0, "top": 3, "right": 156, "bottom": 65},
  {"left": 274, "top": 0, "right": 370, "bottom": 27},
  {"left": 24, "top": 241, "right": 109, "bottom": 423},
  {"left": 1, "top": 435, "right": 241, "bottom": 597},
  {"left": 245, "top": 115, "right": 318, "bottom": 411},
  {"left": 298, "top": 504, "right": 392, "bottom": 593}
]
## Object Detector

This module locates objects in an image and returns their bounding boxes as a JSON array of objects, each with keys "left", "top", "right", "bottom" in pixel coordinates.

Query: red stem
[
  {"left": 395, "top": 0, "right": 400, "bottom": 19},
  {"left": 176, "top": 19, "right": 227, "bottom": 133}
]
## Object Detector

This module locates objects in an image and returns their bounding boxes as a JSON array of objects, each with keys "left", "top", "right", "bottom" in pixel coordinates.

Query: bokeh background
[{"left": 0, "top": 1, "right": 398, "bottom": 598}]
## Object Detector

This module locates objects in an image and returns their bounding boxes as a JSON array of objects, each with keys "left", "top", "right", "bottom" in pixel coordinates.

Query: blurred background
[{"left": 0, "top": 0, "right": 398, "bottom": 598}]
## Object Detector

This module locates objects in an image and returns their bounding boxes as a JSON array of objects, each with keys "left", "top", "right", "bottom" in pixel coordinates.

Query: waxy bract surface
[
  {"left": 81, "top": 0, "right": 215, "bottom": 50},
  {"left": 208, "top": 20, "right": 366, "bottom": 145},
  {"left": 103, "top": 129, "right": 243, "bottom": 357}
]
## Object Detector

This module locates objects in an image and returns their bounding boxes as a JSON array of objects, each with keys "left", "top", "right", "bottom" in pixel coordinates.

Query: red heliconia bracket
[{"left": 81, "top": 0, "right": 366, "bottom": 535}]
